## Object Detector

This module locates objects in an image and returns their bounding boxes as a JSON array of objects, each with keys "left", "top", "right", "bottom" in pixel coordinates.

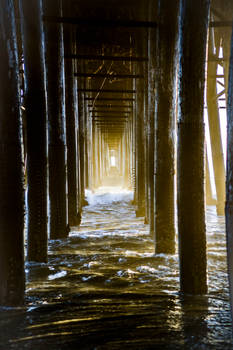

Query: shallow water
[{"left": 0, "top": 187, "right": 233, "bottom": 349}]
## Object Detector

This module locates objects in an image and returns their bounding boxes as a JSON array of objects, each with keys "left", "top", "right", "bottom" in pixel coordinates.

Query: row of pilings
[
  {"left": 0, "top": 0, "right": 86, "bottom": 305},
  {"left": 0, "top": 0, "right": 233, "bottom": 309},
  {"left": 134, "top": 0, "right": 211, "bottom": 295}
]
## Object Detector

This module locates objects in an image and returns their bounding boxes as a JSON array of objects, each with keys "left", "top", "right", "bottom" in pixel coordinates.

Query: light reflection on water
[{"left": 0, "top": 187, "right": 233, "bottom": 349}]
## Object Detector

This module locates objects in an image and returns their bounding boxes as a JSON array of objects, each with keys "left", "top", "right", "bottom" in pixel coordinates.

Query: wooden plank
[
  {"left": 89, "top": 104, "right": 133, "bottom": 108},
  {"left": 92, "top": 110, "right": 131, "bottom": 114},
  {"left": 85, "top": 97, "right": 135, "bottom": 101},
  {"left": 43, "top": 16, "right": 157, "bottom": 28},
  {"left": 66, "top": 54, "right": 148, "bottom": 62},
  {"left": 75, "top": 73, "right": 143, "bottom": 79},
  {"left": 79, "top": 88, "right": 136, "bottom": 93}
]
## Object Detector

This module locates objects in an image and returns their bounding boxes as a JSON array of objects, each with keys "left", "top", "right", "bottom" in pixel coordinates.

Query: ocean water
[{"left": 0, "top": 187, "right": 232, "bottom": 349}]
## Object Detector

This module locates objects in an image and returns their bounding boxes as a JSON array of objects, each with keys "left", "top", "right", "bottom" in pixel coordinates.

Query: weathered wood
[
  {"left": 205, "top": 151, "right": 215, "bottom": 206},
  {"left": 222, "top": 28, "right": 232, "bottom": 102},
  {"left": 63, "top": 2, "right": 80, "bottom": 227},
  {"left": 226, "top": 22, "right": 233, "bottom": 332},
  {"left": 147, "top": 5, "right": 157, "bottom": 238},
  {"left": 84, "top": 98, "right": 90, "bottom": 191},
  {"left": 75, "top": 73, "right": 143, "bottom": 79},
  {"left": 143, "top": 34, "right": 149, "bottom": 225},
  {"left": 135, "top": 63, "right": 145, "bottom": 217},
  {"left": 19, "top": 0, "right": 48, "bottom": 262},
  {"left": 80, "top": 89, "right": 136, "bottom": 93},
  {"left": 94, "top": 121, "right": 127, "bottom": 124},
  {"left": 78, "top": 90, "right": 86, "bottom": 205},
  {"left": 66, "top": 54, "right": 148, "bottom": 62},
  {"left": 93, "top": 117, "right": 128, "bottom": 120},
  {"left": 89, "top": 105, "right": 133, "bottom": 109},
  {"left": 43, "top": 16, "right": 157, "bottom": 28},
  {"left": 177, "top": 0, "right": 210, "bottom": 294},
  {"left": 85, "top": 97, "right": 135, "bottom": 101},
  {"left": 207, "top": 31, "right": 225, "bottom": 215},
  {"left": 92, "top": 110, "right": 131, "bottom": 114},
  {"left": 0, "top": 0, "right": 25, "bottom": 305},
  {"left": 43, "top": 0, "right": 68, "bottom": 239},
  {"left": 154, "top": 0, "right": 179, "bottom": 254}
]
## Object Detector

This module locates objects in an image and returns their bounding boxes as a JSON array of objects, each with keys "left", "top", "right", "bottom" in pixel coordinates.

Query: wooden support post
[
  {"left": 207, "top": 31, "right": 225, "bottom": 215},
  {"left": 124, "top": 132, "right": 129, "bottom": 187},
  {"left": 177, "top": 0, "right": 210, "bottom": 294},
  {"left": 154, "top": 0, "right": 179, "bottom": 253},
  {"left": 132, "top": 97, "right": 137, "bottom": 201},
  {"left": 129, "top": 122, "right": 134, "bottom": 190},
  {"left": 222, "top": 27, "right": 232, "bottom": 100},
  {"left": 20, "top": 0, "right": 48, "bottom": 262},
  {"left": 144, "top": 38, "right": 149, "bottom": 225},
  {"left": 63, "top": 3, "right": 80, "bottom": 227},
  {"left": 93, "top": 125, "right": 99, "bottom": 188},
  {"left": 100, "top": 133, "right": 104, "bottom": 182},
  {"left": 102, "top": 136, "right": 106, "bottom": 179},
  {"left": 84, "top": 99, "right": 89, "bottom": 190},
  {"left": 148, "top": 16, "right": 156, "bottom": 238},
  {"left": 99, "top": 130, "right": 103, "bottom": 184},
  {"left": 0, "top": 0, "right": 25, "bottom": 305},
  {"left": 96, "top": 129, "right": 101, "bottom": 187},
  {"left": 78, "top": 90, "right": 86, "bottom": 204},
  {"left": 205, "top": 152, "right": 215, "bottom": 206},
  {"left": 72, "top": 51, "right": 82, "bottom": 216},
  {"left": 92, "top": 123, "right": 97, "bottom": 189},
  {"left": 226, "top": 22, "right": 233, "bottom": 329},
  {"left": 135, "top": 65, "right": 146, "bottom": 217},
  {"left": 43, "top": 0, "right": 68, "bottom": 239}
]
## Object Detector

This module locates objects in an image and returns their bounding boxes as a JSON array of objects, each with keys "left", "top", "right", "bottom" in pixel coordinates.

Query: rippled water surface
[{"left": 0, "top": 187, "right": 233, "bottom": 349}]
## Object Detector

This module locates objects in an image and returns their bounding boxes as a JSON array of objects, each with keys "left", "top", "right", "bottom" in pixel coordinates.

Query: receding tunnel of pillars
[
  {"left": 1, "top": 0, "right": 233, "bottom": 309},
  {"left": 91, "top": 127, "right": 131, "bottom": 189}
]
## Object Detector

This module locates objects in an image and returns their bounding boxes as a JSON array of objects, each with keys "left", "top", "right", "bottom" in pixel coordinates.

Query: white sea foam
[
  {"left": 48, "top": 271, "right": 67, "bottom": 280},
  {"left": 85, "top": 187, "right": 133, "bottom": 206}
]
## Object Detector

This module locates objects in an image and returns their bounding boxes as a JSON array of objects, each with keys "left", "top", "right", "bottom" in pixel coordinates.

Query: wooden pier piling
[
  {"left": 177, "top": 0, "right": 210, "bottom": 294},
  {"left": 154, "top": 0, "right": 179, "bottom": 254},
  {"left": 43, "top": 0, "right": 68, "bottom": 239},
  {"left": 0, "top": 0, "right": 25, "bottom": 305},
  {"left": 20, "top": 0, "right": 48, "bottom": 261}
]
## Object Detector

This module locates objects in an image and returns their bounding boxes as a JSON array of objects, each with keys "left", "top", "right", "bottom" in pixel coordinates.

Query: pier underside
[{"left": 1, "top": 0, "right": 233, "bottom": 348}]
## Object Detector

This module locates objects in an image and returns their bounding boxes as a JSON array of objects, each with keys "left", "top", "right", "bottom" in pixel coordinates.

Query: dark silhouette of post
[
  {"left": 177, "top": 0, "right": 210, "bottom": 294},
  {"left": 0, "top": 0, "right": 25, "bottom": 305},
  {"left": 63, "top": 1, "right": 80, "bottom": 226},
  {"left": 148, "top": 18, "right": 156, "bottom": 239},
  {"left": 154, "top": 0, "right": 179, "bottom": 254},
  {"left": 135, "top": 64, "right": 146, "bottom": 217},
  {"left": 226, "top": 23, "right": 233, "bottom": 331},
  {"left": 19, "top": 0, "right": 48, "bottom": 262},
  {"left": 43, "top": 0, "right": 68, "bottom": 239},
  {"left": 78, "top": 90, "right": 86, "bottom": 204}
]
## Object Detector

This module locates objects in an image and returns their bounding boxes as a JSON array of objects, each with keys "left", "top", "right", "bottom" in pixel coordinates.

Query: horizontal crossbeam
[
  {"left": 89, "top": 104, "right": 133, "bottom": 108},
  {"left": 65, "top": 54, "right": 148, "bottom": 62},
  {"left": 85, "top": 97, "right": 135, "bottom": 101},
  {"left": 75, "top": 73, "right": 143, "bottom": 79},
  {"left": 79, "top": 88, "right": 136, "bottom": 94},
  {"left": 94, "top": 120, "right": 127, "bottom": 123},
  {"left": 92, "top": 116, "right": 129, "bottom": 119},
  {"left": 92, "top": 110, "right": 131, "bottom": 114},
  {"left": 43, "top": 16, "right": 157, "bottom": 28}
]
